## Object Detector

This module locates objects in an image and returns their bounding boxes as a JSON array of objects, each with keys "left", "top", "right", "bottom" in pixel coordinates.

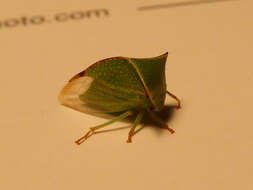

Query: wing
[
  {"left": 78, "top": 77, "right": 150, "bottom": 112},
  {"left": 58, "top": 76, "right": 99, "bottom": 114},
  {"left": 58, "top": 57, "right": 153, "bottom": 113}
]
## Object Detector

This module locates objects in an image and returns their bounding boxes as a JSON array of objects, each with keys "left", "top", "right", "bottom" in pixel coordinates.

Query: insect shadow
[{"left": 90, "top": 104, "right": 178, "bottom": 138}]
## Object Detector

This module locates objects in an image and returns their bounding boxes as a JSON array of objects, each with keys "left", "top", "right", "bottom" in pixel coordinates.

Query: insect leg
[
  {"left": 166, "top": 90, "right": 181, "bottom": 109},
  {"left": 75, "top": 110, "right": 133, "bottom": 145},
  {"left": 147, "top": 110, "right": 175, "bottom": 134},
  {"left": 126, "top": 112, "right": 144, "bottom": 143}
]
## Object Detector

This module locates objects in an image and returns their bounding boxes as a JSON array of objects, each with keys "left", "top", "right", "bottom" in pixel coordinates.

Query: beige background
[{"left": 0, "top": 0, "right": 252, "bottom": 189}]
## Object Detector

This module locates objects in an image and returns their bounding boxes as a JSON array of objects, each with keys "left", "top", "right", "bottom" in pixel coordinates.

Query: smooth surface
[{"left": 0, "top": 0, "right": 252, "bottom": 189}]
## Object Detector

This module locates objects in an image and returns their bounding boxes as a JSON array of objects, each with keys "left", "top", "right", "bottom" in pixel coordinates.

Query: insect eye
[{"left": 150, "top": 106, "right": 155, "bottom": 111}]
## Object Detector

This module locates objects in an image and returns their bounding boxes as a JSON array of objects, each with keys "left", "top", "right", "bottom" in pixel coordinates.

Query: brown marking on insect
[
  {"left": 159, "top": 52, "right": 168, "bottom": 57},
  {"left": 69, "top": 70, "right": 86, "bottom": 82}
]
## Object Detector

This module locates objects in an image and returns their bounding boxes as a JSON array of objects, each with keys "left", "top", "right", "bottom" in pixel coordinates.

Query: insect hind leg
[
  {"left": 75, "top": 110, "right": 133, "bottom": 145},
  {"left": 166, "top": 90, "right": 181, "bottom": 109},
  {"left": 147, "top": 110, "right": 175, "bottom": 134}
]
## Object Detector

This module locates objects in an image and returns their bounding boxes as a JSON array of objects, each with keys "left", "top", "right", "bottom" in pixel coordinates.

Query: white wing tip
[{"left": 58, "top": 76, "right": 94, "bottom": 107}]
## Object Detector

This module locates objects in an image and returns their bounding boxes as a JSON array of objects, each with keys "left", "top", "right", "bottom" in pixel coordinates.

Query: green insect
[{"left": 58, "top": 52, "right": 181, "bottom": 144}]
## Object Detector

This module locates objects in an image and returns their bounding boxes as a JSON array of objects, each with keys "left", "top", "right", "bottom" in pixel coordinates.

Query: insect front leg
[
  {"left": 126, "top": 111, "right": 144, "bottom": 143},
  {"left": 75, "top": 110, "right": 133, "bottom": 145},
  {"left": 147, "top": 110, "right": 175, "bottom": 134}
]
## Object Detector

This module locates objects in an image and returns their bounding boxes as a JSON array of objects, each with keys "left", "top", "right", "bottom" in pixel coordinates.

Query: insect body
[{"left": 58, "top": 52, "right": 181, "bottom": 144}]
